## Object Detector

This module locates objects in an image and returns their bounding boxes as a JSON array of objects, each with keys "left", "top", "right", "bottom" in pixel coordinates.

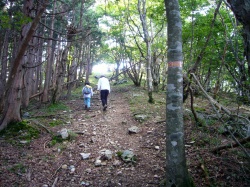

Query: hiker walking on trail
[
  {"left": 97, "top": 75, "right": 110, "bottom": 111},
  {"left": 82, "top": 81, "right": 93, "bottom": 111}
]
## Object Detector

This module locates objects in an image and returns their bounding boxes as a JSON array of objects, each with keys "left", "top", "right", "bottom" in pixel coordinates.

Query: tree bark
[
  {"left": 165, "top": 0, "right": 193, "bottom": 186},
  {"left": 0, "top": 0, "right": 48, "bottom": 131},
  {"left": 137, "top": 0, "right": 154, "bottom": 103},
  {"left": 227, "top": 0, "right": 250, "bottom": 101},
  {"left": 0, "top": 30, "right": 10, "bottom": 112},
  {"left": 42, "top": 0, "right": 57, "bottom": 103}
]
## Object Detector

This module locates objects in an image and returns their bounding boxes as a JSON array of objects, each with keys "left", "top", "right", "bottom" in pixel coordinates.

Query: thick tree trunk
[
  {"left": 165, "top": 0, "right": 193, "bottom": 186},
  {"left": 0, "top": 30, "right": 10, "bottom": 112},
  {"left": 227, "top": 0, "right": 250, "bottom": 101},
  {"left": 0, "top": 0, "right": 48, "bottom": 131},
  {"left": 22, "top": 52, "right": 33, "bottom": 108}
]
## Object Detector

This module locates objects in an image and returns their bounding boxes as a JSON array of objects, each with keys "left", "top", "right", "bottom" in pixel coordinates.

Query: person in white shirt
[{"left": 97, "top": 75, "right": 111, "bottom": 111}]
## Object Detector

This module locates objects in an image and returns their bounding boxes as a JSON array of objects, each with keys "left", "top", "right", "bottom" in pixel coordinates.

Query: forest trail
[
  {"left": 1, "top": 86, "right": 249, "bottom": 187},
  {"left": 0, "top": 87, "right": 166, "bottom": 187}
]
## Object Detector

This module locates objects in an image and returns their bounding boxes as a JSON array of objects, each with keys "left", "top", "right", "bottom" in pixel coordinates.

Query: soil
[{"left": 0, "top": 86, "right": 249, "bottom": 187}]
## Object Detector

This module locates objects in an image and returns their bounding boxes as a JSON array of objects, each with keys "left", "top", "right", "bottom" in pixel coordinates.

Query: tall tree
[
  {"left": 42, "top": 0, "right": 57, "bottom": 103},
  {"left": 165, "top": 0, "right": 193, "bottom": 186},
  {"left": 137, "top": 0, "right": 154, "bottom": 103},
  {"left": 226, "top": 0, "right": 250, "bottom": 101},
  {"left": 0, "top": 0, "right": 48, "bottom": 131}
]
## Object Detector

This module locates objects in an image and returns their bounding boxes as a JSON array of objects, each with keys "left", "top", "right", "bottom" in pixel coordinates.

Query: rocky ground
[
  {"left": 0, "top": 87, "right": 166, "bottom": 187},
  {"left": 0, "top": 86, "right": 249, "bottom": 187}
]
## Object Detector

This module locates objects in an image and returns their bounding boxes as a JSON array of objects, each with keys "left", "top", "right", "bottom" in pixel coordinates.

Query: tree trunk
[
  {"left": 137, "top": 0, "right": 154, "bottom": 103},
  {"left": 0, "top": 0, "right": 48, "bottom": 131},
  {"left": 42, "top": 0, "right": 56, "bottom": 103},
  {"left": 165, "top": 0, "right": 193, "bottom": 186},
  {"left": 52, "top": 44, "right": 69, "bottom": 103},
  {"left": 227, "top": 0, "right": 250, "bottom": 102},
  {"left": 0, "top": 30, "right": 10, "bottom": 112},
  {"left": 183, "top": 0, "right": 223, "bottom": 102},
  {"left": 85, "top": 40, "right": 91, "bottom": 83},
  {"left": 52, "top": 24, "right": 77, "bottom": 103},
  {"left": 22, "top": 50, "right": 33, "bottom": 108},
  {"left": 67, "top": 50, "right": 77, "bottom": 99}
]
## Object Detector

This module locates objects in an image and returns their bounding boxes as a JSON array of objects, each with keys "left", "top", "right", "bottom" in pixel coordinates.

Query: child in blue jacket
[{"left": 82, "top": 81, "right": 93, "bottom": 110}]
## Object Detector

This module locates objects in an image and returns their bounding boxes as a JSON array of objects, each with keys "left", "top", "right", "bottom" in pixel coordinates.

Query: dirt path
[{"left": 0, "top": 87, "right": 166, "bottom": 187}]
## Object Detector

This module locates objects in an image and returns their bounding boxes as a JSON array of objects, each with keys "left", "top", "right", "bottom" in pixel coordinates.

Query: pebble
[
  {"left": 86, "top": 168, "right": 92, "bottom": 173},
  {"left": 20, "top": 140, "right": 28, "bottom": 144},
  {"left": 155, "top": 146, "right": 160, "bottom": 150},
  {"left": 69, "top": 165, "right": 75, "bottom": 174},
  {"left": 80, "top": 153, "right": 91, "bottom": 160},
  {"left": 61, "top": 164, "right": 68, "bottom": 169},
  {"left": 95, "top": 159, "right": 102, "bottom": 166},
  {"left": 117, "top": 171, "right": 122, "bottom": 175}
]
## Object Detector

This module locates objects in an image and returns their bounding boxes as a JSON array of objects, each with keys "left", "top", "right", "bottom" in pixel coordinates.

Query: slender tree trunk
[
  {"left": 52, "top": 24, "right": 76, "bottom": 103},
  {"left": 52, "top": 45, "right": 69, "bottom": 103},
  {"left": 165, "top": 0, "right": 193, "bottom": 186},
  {"left": 67, "top": 50, "right": 77, "bottom": 99},
  {"left": 115, "top": 59, "right": 120, "bottom": 82},
  {"left": 183, "top": 0, "right": 223, "bottom": 102},
  {"left": 137, "top": 0, "right": 154, "bottom": 103},
  {"left": 85, "top": 38, "right": 91, "bottom": 83},
  {"left": 42, "top": 0, "right": 56, "bottom": 103}
]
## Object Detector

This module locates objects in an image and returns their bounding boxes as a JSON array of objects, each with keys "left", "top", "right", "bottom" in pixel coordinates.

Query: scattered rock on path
[
  {"left": 100, "top": 149, "right": 113, "bottom": 160},
  {"left": 80, "top": 153, "right": 91, "bottom": 160},
  {"left": 128, "top": 126, "right": 140, "bottom": 134},
  {"left": 121, "top": 150, "right": 135, "bottom": 162},
  {"left": 59, "top": 128, "right": 69, "bottom": 139},
  {"left": 134, "top": 114, "right": 147, "bottom": 122}
]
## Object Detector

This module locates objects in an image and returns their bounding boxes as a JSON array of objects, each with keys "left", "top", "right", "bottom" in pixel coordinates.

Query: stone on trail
[
  {"left": 134, "top": 114, "right": 147, "bottom": 122},
  {"left": 128, "top": 126, "right": 140, "bottom": 134},
  {"left": 61, "top": 164, "right": 68, "bottom": 169},
  {"left": 154, "top": 146, "right": 160, "bottom": 150},
  {"left": 95, "top": 159, "right": 102, "bottom": 166},
  {"left": 69, "top": 165, "right": 75, "bottom": 174},
  {"left": 80, "top": 153, "right": 91, "bottom": 160},
  {"left": 121, "top": 150, "right": 135, "bottom": 162},
  {"left": 99, "top": 149, "right": 113, "bottom": 160},
  {"left": 59, "top": 128, "right": 69, "bottom": 139}
]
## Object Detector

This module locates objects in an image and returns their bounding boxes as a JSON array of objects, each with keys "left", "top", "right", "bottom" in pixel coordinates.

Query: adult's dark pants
[{"left": 100, "top": 90, "right": 109, "bottom": 107}]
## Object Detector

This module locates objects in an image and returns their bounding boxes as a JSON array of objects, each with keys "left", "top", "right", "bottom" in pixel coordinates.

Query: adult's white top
[{"left": 97, "top": 77, "right": 111, "bottom": 93}]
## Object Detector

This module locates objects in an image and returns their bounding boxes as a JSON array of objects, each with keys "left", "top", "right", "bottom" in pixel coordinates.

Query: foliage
[
  {"left": 8, "top": 163, "right": 26, "bottom": 174},
  {"left": 0, "top": 121, "right": 40, "bottom": 144},
  {"left": 48, "top": 119, "right": 64, "bottom": 127},
  {"left": 41, "top": 102, "right": 69, "bottom": 115},
  {"left": 0, "top": 8, "right": 32, "bottom": 30},
  {"left": 49, "top": 130, "right": 78, "bottom": 147}
]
